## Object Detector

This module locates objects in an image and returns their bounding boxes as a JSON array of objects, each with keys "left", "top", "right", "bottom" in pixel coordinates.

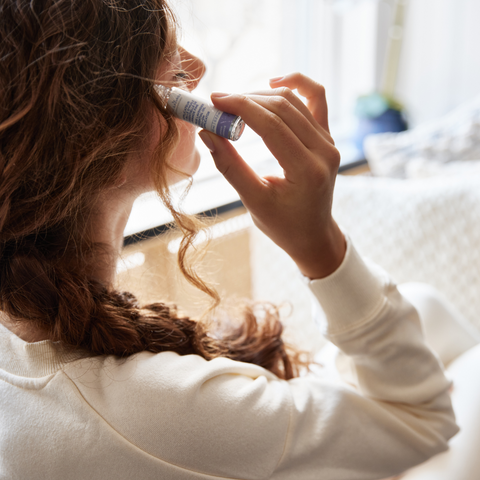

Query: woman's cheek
[{"left": 167, "top": 120, "right": 201, "bottom": 185}]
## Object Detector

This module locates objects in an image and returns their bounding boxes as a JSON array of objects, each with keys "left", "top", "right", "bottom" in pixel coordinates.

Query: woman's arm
[{"left": 270, "top": 237, "right": 458, "bottom": 479}]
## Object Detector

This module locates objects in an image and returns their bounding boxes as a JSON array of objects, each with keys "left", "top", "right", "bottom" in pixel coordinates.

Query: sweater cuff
[{"left": 308, "top": 236, "right": 388, "bottom": 335}]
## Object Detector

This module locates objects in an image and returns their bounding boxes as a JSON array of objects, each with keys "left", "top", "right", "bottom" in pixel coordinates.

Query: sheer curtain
[{"left": 397, "top": 0, "right": 480, "bottom": 127}]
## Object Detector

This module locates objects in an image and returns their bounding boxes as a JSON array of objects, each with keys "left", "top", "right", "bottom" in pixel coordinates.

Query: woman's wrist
[{"left": 293, "top": 221, "right": 346, "bottom": 280}]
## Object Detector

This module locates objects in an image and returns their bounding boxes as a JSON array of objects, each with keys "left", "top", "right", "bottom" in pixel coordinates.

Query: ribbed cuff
[{"left": 307, "top": 237, "right": 388, "bottom": 336}]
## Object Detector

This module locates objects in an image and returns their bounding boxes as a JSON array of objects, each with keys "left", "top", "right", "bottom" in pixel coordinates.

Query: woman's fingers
[
  {"left": 270, "top": 73, "right": 331, "bottom": 134},
  {"left": 248, "top": 86, "right": 318, "bottom": 130},
  {"left": 211, "top": 93, "right": 311, "bottom": 183},
  {"left": 246, "top": 92, "right": 332, "bottom": 150}
]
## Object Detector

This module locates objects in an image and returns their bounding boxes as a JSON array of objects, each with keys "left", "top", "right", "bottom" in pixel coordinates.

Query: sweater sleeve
[
  {"left": 65, "top": 238, "right": 459, "bottom": 480},
  {"left": 272, "top": 237, "right": 459, "bottom": 479}
]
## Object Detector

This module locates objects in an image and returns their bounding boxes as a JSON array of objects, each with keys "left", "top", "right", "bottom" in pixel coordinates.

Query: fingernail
[
  {"left": 198, "top": 131, "right": 215, "bottom": 153},
  {"left": 269, "top": 76, "right": 285, "bottom": 83},
  {"left": 211, "top": 92, "right": 230, "bottom": 98}
]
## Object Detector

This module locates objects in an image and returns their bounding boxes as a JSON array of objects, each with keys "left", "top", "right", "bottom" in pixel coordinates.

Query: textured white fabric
[
  {"left": 332, "top": 172, "right": 480, "bottom": 332},
  {"left": 0, "top": 240, "right": 458, "bottom": 480},
  {"left": 398, "top": 283, "right": 480, "bottom": 368}
]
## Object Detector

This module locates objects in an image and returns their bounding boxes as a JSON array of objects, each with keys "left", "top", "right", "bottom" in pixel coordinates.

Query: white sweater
[{"left": 0, "top": 239, "right": 458, "bottom": 480}]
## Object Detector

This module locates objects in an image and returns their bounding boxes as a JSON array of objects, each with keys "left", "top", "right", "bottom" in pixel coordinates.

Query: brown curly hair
[{"left": 0, "top": 0, "right": 305, "bottom": 379}]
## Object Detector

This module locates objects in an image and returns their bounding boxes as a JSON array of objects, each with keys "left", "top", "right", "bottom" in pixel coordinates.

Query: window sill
[{"left": 124, "top": 133, "right": 365, "bottom": 242}]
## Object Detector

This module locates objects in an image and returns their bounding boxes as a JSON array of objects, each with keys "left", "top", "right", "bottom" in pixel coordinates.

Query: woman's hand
[{"left": 198, "top": 73, "right": 346, "bottom": 279}]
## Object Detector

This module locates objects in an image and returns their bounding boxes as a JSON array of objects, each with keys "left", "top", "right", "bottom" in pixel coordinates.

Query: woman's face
[
  {"left": 126, "top": 47, "right": 206, "bottom": 192},
  {"left": 161, "top": 47, "right": 206, "bottom": 184}
]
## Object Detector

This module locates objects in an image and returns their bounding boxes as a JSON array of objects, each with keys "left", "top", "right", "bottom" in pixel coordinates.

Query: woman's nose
[{"left": 179, "top": 47, "right": 206, "bottom": 92}]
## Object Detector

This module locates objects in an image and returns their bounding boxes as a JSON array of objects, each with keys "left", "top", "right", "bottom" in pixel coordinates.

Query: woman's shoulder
[{"left": 62, "top": 350, "right": 292, "bottom": 478}]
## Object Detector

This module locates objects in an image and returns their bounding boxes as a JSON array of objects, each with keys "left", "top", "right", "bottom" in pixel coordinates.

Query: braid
[{"left": 0, "top": 234, "right": 304, "bottom": 379}]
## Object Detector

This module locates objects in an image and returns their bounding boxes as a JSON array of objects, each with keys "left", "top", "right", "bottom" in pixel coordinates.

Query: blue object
[{"left": 354, "top": 107, "right": 408, "bottom": 156}]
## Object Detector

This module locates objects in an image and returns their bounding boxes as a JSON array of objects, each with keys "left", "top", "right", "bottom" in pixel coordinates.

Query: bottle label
[{"left": 168, "top": 89, "right": 237, "bottom": 139}]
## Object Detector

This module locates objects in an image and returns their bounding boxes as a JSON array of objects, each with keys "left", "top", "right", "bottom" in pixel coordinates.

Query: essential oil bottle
[{"left": 156, "top": 85, "right": 245, "bottom": 141}]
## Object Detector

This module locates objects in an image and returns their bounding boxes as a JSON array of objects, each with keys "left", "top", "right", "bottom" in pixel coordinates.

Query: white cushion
[{"left": 400, "top": 343, "right": 480, "bottom": 480}]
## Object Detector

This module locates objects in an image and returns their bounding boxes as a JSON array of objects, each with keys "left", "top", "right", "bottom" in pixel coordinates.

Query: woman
[{"left": 0, "top": 1, "right": 458, "bottom": 479}]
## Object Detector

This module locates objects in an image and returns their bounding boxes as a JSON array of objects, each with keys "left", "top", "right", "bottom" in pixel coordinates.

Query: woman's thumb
[{"left": 198, "top": 130, "right": 263, "bottom": 198}]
